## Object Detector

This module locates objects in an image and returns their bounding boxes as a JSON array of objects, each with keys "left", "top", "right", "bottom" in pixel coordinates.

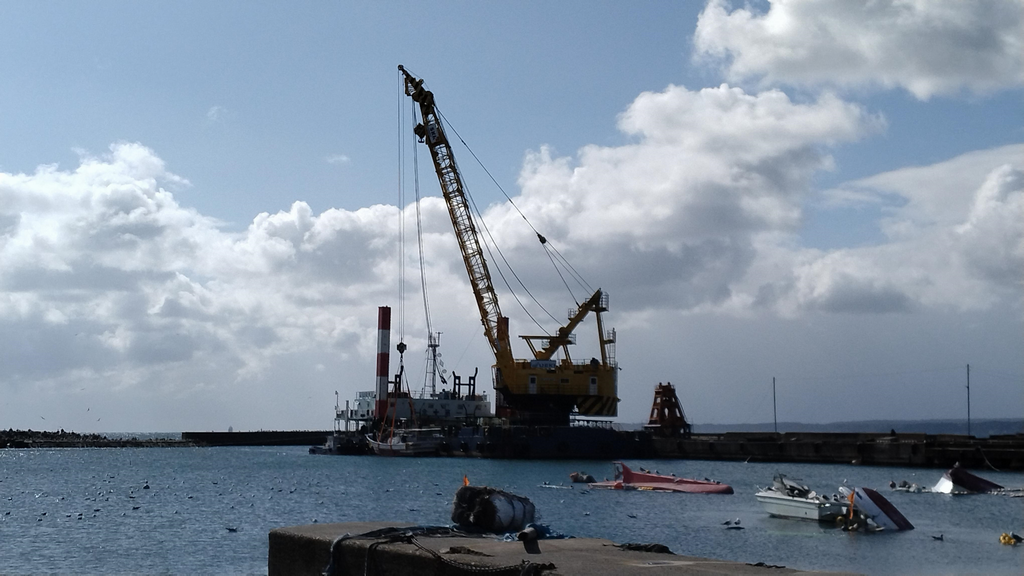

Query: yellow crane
[{"left": 398, "top": 66, "right": 618, "bottom": 424}]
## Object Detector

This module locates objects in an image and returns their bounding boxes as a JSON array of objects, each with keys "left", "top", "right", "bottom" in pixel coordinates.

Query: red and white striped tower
[{"left": 374, "top": 306, "right": 391, "bottom": 418}]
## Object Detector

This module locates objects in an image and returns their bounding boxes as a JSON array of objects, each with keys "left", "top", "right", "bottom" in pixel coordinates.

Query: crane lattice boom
[{"left": 398, "top": 65, "right": 618, "bottom": 424}]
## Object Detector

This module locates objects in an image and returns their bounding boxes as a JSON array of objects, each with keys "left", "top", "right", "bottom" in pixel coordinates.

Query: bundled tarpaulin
[{"left": 451, "top": 485, "right": 536, "bottom": 533}]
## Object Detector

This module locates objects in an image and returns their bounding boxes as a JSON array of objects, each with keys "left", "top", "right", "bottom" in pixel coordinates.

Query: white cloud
[
  {"left": 326, "top": 154, "right": 351, "bottom": 165},
  {"left": 767, "top": 146, "right": 1024, "bottom": 315},
  {"left": 694, "top": 0, "right": 1024, "bottom": 99},
  {"left": 206, "top": 105, "right": 227, "bottom": 123},
  {"left": 507, "top": 83, "right": 880, "bottom": 312},
  {"left": 0, "top": 143, "right": 412, "bottom": 430},
  {"left": 0, "top": 107, "right": 1019, "bottom": 429},
  {"left": 826, "top": 145, "right": 1024, "bottom": 228},
  {"left": 502, "top": 89, "right": 1019, "bottom": 323},
  {"left": 954, "top": 163, "right": 1024, "bottom": 290}
]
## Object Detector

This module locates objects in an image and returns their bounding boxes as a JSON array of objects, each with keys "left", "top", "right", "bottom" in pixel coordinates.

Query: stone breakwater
[{"left": 1, "top": 429, "right": 193, "bottom": 448}]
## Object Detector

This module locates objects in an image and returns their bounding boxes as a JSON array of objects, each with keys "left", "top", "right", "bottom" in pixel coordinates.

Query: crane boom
[
  {"left": 399, "top": 66, "right": 618, "bottom": 424},
  {"left": 398, "top": 66, "right": 512, "bottom": 366}
]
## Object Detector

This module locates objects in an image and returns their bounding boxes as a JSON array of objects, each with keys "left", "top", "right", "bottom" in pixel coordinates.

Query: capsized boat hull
[
  {"left": 851, "top": 487, "right": 914, "bottom": 531},
  {"left": 933, "top": 464, "right": 1004, "bottom": 494},
  {"left": 588, "top": 462, "right": 733, "bottom": 494}
]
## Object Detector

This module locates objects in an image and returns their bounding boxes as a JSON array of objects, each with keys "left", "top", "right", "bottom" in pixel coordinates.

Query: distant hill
[{"left": 688, "top": 418, "right": 1023, "bottom": 438}]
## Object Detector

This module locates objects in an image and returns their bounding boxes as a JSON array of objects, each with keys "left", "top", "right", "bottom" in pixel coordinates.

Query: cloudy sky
[{"left": 1, "top": 1, "right": 1021, "bottom": 432}]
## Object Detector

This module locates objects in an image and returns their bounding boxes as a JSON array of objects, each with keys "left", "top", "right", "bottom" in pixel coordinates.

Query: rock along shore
[{"left": 1, "top": 429, "right": 194, "bottom": 449}]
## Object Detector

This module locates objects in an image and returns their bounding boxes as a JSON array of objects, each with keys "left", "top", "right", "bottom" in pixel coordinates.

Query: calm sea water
[{"left": 1, "top": 446, "right": 1022, "bottom": 575}]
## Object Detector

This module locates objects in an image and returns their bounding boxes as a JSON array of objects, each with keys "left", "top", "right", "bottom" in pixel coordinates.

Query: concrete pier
[
  {"left": 268, "top": 522, "right": 859, "bottom": 576},
  {"left": 181, "top": 430, "right": 332, "bottom": 446}
]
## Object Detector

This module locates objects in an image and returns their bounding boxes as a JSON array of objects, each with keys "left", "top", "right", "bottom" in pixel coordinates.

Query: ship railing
[{"left": 569, "top": 417, "right": 616, "bottom": 429}]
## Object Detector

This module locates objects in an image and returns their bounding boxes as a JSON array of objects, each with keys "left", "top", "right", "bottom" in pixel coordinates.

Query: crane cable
[
  {"left": 411, "top": 98, "right": 433, "bottom": 340},
  {"left": 410, "top": 98, "right": 447, "bottom": 395},
  {"left": 435, "top": 108, "right": 594, "bottom": 331},
  {"left": 394, "top": 69, "right": 415, "bottom": 401},
  {"left": 454, "top": 156, "right": 552, "bottom": 334},
  {"left": 396, "top": 72, "right": 406, "bottom": 349},
  {"left": 436, "top": 108, "right": 595, "bottom": 301},
  {"left": 411, "top": 106, "right": 556, "bottom": 333}
]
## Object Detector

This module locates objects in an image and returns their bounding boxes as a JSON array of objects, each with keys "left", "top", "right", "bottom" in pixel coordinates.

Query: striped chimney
[{"left": 375, "top": 306, "right": 391, "bottom": 418}]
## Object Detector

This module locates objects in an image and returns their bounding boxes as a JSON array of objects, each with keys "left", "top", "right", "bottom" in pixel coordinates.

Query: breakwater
[
  {"left": 7, "top": 428, "right": 1023, "bottom": 470},
  {"left": 182, "top": 430, "right": 332, "bottom": 446},
  {"left": 658, "top": 431, "right": 1024, "bottom": 470},
  {"left": 307, "top": 427, "right": 1024, "bottom": 469}
]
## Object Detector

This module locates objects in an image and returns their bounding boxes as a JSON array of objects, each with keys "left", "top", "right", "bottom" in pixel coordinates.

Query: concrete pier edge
[{"left": 268, "top": 521, "right": 861, "bottom": 576}]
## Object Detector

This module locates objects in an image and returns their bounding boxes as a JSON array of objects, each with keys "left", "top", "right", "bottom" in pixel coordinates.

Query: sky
[{"left": 1, "top": 1, "right": 1021, "bottom": 433}]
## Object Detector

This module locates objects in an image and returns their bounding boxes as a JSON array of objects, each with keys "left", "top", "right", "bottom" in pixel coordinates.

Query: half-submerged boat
[
  {"left": 366, "top": 428, "right": 443, "bottom": 456},
  {"left": 839, "top": 486, "right": 914, "bottom": 531},
  {"left": 755, "top": 474, "right": 846, "bottom": 522},
  {"left": 589, "top": 462, "right": 733, "bottom": 494},
  {"left": 933, "top": 463, "right": 1004, "bottom": 494}
]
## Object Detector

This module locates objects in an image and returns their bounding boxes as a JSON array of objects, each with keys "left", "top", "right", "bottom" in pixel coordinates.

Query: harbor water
[{"left": 1, "top": 445, "right": 1021, "bottom": 575}]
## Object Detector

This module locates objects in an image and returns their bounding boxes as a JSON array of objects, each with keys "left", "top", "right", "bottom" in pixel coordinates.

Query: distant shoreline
[{"left": 1, "top": 429, "right": 193, "bottom": 448}]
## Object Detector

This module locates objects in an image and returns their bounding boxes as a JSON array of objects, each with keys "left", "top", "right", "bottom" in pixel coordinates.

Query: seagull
[
  {"left": 226, "top": 527, "right": 238, "bottom": 533},
  {"left": 627, "top": 513, "right": 637, "bottom": 519},
  {"left": 931, "top": 534, "right": 944, "bottom": 541},
  {"left": 722, "top": 519, "right": 733, "bottom": 525}
]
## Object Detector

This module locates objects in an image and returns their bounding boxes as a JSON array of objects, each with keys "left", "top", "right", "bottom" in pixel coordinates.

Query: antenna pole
[
  {"left": 772, "top": 376, "right": 778, "bottom": 434},
  {"left": 966, "top": 363, "right": 971, "bottom": 437}
]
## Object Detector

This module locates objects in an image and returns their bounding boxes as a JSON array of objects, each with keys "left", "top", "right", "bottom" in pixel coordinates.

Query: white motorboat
[
  {"left": 756, "top": 474, "right": 847, "bottom": 522},
  {"left": 366, "top": 428, "right": 443, "bottom": 456}
]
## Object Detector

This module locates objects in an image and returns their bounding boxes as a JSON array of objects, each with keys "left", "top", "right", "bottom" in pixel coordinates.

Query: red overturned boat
[{"left": 589, "top": 462, "right": 733, "bottom": 494}]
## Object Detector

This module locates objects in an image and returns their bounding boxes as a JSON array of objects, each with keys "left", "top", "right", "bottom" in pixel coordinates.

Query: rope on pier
[{"left": 323, "top": 526, "right": 555, "bottom": 576}]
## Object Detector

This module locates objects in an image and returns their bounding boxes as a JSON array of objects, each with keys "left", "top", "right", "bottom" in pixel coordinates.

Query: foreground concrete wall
[{"left": 269, "top": 522, "right": 859, "bottom": 576}]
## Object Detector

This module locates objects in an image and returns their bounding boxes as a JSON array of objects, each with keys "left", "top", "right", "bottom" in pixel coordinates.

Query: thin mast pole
[
  {"left": 773, "top": 377, "right": 778, "bottom": 434},
  {"left": 966, "top": 364, "right": 971, "bottom": 437}
]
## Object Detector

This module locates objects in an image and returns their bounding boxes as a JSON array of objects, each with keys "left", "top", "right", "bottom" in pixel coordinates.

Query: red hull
[{"left": 589, "top": 462, "right": 733, "bottom": 494}]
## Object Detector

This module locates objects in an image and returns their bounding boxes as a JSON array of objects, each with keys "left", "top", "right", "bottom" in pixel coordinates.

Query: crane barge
[{"left": 398, "top": 65, "right": 619, "bottom": 426}]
